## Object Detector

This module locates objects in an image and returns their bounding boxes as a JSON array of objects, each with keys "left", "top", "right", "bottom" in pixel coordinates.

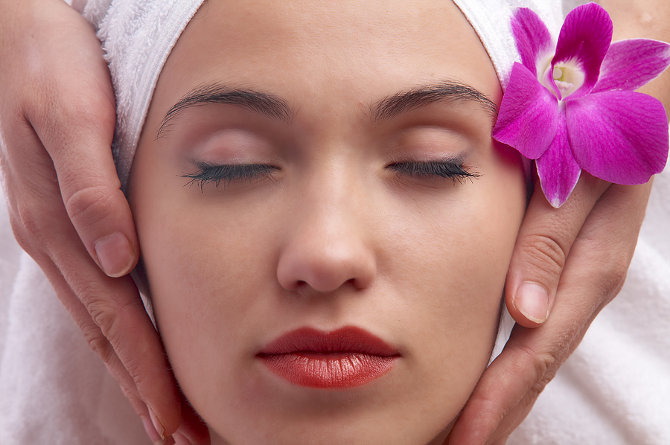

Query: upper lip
[{"left": 258, "top": 326, "right": 400, "bottom": 357}]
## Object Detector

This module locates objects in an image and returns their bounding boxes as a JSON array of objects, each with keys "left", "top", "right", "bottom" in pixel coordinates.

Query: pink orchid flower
[{"left": 493, "top": 2, "right": 670, "bottom": 207}]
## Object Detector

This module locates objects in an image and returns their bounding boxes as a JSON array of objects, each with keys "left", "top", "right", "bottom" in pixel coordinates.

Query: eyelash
[
  {"left": 387, "top": 160, "right": 478, "bottom": 182},
  {"left": 183, "top": 162, "right": 279, "bottom": 190},
  {"left": 183, "top": 160, "right": 477, "bottom": 189}
]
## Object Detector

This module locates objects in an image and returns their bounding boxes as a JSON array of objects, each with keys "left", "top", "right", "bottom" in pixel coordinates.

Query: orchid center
[{"left": 552, "top": 60, "right": 585, "bottom": 99}]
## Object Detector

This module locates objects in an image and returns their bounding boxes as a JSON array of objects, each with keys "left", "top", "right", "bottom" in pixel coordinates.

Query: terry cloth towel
[
  {"left": 452, "top": 0, "right": 564, "bottom": 86},
  {"left": 78, "top": 0, "right": 204, "bottom": 190}
]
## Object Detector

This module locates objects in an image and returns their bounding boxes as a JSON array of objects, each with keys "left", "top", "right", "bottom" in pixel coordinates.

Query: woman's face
[{"left": 130, "top": 1, "right": 526, "bottom": 443}]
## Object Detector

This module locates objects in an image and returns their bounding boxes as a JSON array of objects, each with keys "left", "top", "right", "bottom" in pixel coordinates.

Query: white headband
[{"left": 77, "top": 0, "right": 564, "bottom": 361}]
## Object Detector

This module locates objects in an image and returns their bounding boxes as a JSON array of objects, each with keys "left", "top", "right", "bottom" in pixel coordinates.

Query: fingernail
[
  {"left": 515, "top": 282, "right": 549, "bottom": 323},
  {"left": 94, "top": 232, "right": 135, "bottom": 277},
  {"left": 173, "top": 431, "right": 194, "bottom": 445},
  {"left": 148, "top": 407, "right": 167, "bottom": 441},
  {"left": 141, "top": 415, "right": 161, "bottom": 443}
]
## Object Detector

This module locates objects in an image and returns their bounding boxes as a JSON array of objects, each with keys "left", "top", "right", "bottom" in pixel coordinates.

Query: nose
[{"left": 276, "top": 183, "right": 376, "bottom": 294}]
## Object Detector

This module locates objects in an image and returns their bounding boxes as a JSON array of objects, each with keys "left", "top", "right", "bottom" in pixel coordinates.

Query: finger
[
  {"left": 448, "top": 252, "right": 622, "bottom": 445},
  {"left": 21, "top": 4, "right": 138, "bottom": 278},
  {"left": 52, "top": 247, "right": 184, "bottom": 438},
  {"left": 448, "top": 280, "right": 599, "bottom": 444},
  {"left": 505, "top": 173, "right": 609, "bottom": 327},
  {"left": 31, "top": 257, "right": 199, "bottom": 445},
  {"left": 24, "top": 247, "right": 161, "bottom": 435},
  {"left": 36, "top": 246, "right": 183, "bottom": 439},
  {"left": 447, "top": 183, "right": 651, "bottom": 445},
  {"left": 44, "top": 269, "right": 191, "bottom": 445},
  {"left": 3, "top": 110, "right": 189, "bottom": 442}
]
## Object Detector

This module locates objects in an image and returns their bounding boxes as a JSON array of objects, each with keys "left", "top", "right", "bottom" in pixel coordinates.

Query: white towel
[
  {"left": 77, "top": 0, "right": 205, "bottom": 189},
  {"left": 452, "top": 0, "right": 564, "bottom": 86}
]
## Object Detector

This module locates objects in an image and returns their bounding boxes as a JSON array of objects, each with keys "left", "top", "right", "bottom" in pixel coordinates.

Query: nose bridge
[{"left": 276, "top": 161, "right": 376, "bottom": 294}]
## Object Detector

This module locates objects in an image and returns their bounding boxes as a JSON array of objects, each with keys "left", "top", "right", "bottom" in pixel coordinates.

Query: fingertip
[
  {"left": 94, "top": 231, "right": 138, "bottom": 277},
  {"left": 149, "top": 406, "right": 169, "bottom": 441},
  {"left": 506, "top": 281, "right": 550, "bottom": 328},
  {"left": 141, "top": 414, "right": 163, "bottom": 443},
  {"left": 515, "top": 281, "right": 549, "bottom": 324}
]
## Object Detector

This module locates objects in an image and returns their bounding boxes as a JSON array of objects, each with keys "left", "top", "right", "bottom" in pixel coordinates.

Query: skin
[
  {"left": 0, "top": 0, "right": 666, "bottom": 443},
  {"left": 129, "top": 1, "right": 525, "bottom": 443}
]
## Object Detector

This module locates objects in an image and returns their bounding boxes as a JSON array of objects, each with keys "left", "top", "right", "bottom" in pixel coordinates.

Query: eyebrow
[
  {"left": 371, "top": 81, "right": 497, "bottom": 121},
  {"left": 156, "top": 80, "right": 497, "bottom": 139},
  {"left": 157, "top": 83, "right": 292, "bottom": 138}
]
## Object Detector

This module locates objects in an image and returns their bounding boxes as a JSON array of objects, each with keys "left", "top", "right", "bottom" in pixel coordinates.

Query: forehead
[{"left": 154, "top": 0, "right": 499, "bottom": 116}]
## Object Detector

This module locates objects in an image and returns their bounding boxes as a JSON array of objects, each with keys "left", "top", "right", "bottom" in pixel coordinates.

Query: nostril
[
  {"left": 275, "top": 229, "right": 377, "bottom": 294},
  {"left": 345, "top": 277, "right": 363, "bottom": 290}
]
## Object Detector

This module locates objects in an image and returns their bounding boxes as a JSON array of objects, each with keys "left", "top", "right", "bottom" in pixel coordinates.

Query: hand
[
  {"left": 0, "top": 1, "right": 208, "bottom": 443},
  {"left": 446, "top": 0, "right": 669, "bottom": 441},
  {"left": 446, "top": 177, "right": 651, "bottom": 444}
]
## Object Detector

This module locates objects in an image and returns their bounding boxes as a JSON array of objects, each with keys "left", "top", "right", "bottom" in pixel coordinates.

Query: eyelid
[
  {"left": 183, "top": 162, "right": 279, "bottom": 190},
  {"left": 387, "top": 159, "right": 479, "bottom": 181}
]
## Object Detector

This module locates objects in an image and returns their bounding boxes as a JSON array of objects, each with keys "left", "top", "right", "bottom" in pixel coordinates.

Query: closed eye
[
  {"left": 387, "top": 160, "right": 479, "bottom": 182},
  {"left": 183, "top": 162, "right": 279, "bottom": 190}
]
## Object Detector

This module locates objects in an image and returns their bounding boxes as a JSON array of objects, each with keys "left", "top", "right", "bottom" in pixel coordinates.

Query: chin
[{"left": 208, "top": 414, "right": 453, "bottom": 445}]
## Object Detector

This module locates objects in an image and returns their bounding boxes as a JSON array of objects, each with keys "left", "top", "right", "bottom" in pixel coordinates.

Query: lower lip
[{"left": 259, "top": 352, "right": 397, "bottom": 388}]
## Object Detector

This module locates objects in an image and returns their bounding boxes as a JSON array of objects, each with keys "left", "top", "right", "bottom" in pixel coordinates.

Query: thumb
[
  {"left": 30, "top": 92, "right": 139, "bottom": 278},
  {"left": 506, "top": 174, "right": 608, "bottom": 327},
  {"left": 24, "top": 5, "right": 139, "bottom": 278}
]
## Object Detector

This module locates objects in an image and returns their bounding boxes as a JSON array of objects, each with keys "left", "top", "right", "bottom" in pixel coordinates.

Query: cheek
[
  {"left": 136, "top": 203, "right": 277, "bottom": 404},
  {"left": 387, "top": 157, "right": 525, "bottom": 419}
]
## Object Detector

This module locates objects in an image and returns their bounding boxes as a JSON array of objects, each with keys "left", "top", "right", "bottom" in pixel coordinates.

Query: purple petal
[
  {"left": 552, "top": 3, "right": 613, "bottom": 97},
  {"left": 566, "top": 91, "right": 669, "bottom": 184},
  {"left": 593, "top": 39, "right": 670, "bottom": 93},
  {"left": 493, "top": 62, "right": 559, "bottom": 159},
  {"left": 512, "top": 8, "right": 554, "bottom": 74},
  {"left": 536, "top": 115, "right": 581, "bottom": 208}
]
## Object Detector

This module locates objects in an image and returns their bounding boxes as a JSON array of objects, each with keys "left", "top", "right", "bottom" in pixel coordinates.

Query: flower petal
[
  {"left": 552, "top": 3, "right": 613, "bottom": 98},
  {"left": 566, "top": 91, "right": 669, "bottom": 184},
  {"left": 593, "top": 39, "right": 670, "bottom": 93},
  {"left": 536, "top": 115, "right": 581, "bottom": 208},
  {"left": 512, "top": 8, "right": 554, "bottom": 74},
  {"left": 493, "top": 62, "right": 559, "bottom": 159}
]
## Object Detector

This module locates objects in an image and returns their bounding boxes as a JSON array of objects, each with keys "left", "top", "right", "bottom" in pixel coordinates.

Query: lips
[{"left": 257, "top": 326, "right": 400, "bottom": 388}]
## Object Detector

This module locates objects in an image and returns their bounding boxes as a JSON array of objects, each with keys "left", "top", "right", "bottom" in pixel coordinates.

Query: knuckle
[
  {"left": 82, "top": 286, "right": 141, "bottom": 359},
  {"left": 86, "top": 293, "right": 120, "bottom": 342},
  {"left": 81, "top": 323, "right": 116, "bottom": 365},
  {"left": 84, "top": 293, "right": 153, "bottom": 393},
  {"left": 515, "top": 343, "right": 564, "bottom": 395},
  {"left": 33, "top": 77, "right": 113, "bottom": 127},
  {"left": 58, "top": 93, "right": 115, "bottom": 132},
  {"left": 599, "top": 259, "right": 629, "bottom": 304},
  {"left": 11, "top": 201, "right": 48, "bottom": 248},
  {"left": 64, "top": 185, "right": 116, "bottom": 229},
  {"left": 519, "top": 234, "right": 567, "bottom": 277},
  {"left": 8, "top": 217, "right": 34, "bottom": 253}
]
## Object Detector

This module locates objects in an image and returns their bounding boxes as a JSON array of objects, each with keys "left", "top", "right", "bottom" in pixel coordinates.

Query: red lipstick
[{"left": 257, "top": 326, "right": 399, "bottom": 388}]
